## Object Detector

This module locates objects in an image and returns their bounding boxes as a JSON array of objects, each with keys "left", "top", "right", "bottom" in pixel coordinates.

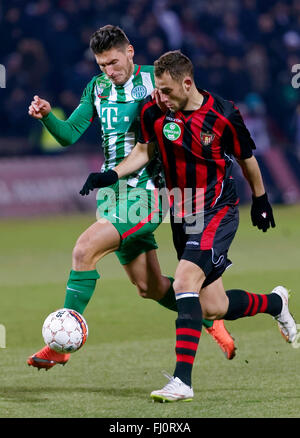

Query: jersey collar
[{"left": 175, "top": 89, "right": 214, "bottom": 122}]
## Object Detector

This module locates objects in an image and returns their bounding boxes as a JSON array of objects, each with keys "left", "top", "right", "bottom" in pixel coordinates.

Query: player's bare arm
[
  {"left": 237, "top": 155, "right": 265, "bottom": 197},
  {"left": 114, "top": 141, "right": 155, "bottom": 178},
  {"left": 237, "top": 155, "right": 275, "bottom": 232}
]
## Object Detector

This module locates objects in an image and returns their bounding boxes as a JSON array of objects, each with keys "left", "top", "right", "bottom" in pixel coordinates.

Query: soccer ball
[{"left": 42, "top": 308, "right": 88, "bottom": 353}]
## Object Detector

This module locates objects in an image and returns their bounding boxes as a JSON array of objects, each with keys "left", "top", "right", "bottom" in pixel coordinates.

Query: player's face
[
  {"left": 95, "top": 45, "right": 134, "bottom": 85},
  {"left": 155, "top": 72, "right": 189, "bottom": 112}
]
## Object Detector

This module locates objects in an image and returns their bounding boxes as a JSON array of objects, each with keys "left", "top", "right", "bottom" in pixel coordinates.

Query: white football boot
[
  {"left": 150, "top": 372, "right": 194, "bottom": 403},
  {"left": 272, "top": 286, "right": 297, "bottom": 343}
]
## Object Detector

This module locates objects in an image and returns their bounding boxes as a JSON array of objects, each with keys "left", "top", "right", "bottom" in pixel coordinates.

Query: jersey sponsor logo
[
  {"left": 200, "top": 131, "right": 215, "bottom": 146},
  {"left": 131, "top": 85, "right": 147, "bottom": 101},
  {"left": 100, "top": 106, "right": 132, "bottom": 130},
  {"left": 101, "top": 107, "right": 118, "bottom": 130},
  {"left": 166, "top": 115, "right": 183, "bottom": 123},
  {"left": 97, "top": 75, "right": 112, "bottom": 89},
  {"left": 163, "top": 122, "right": 181, "bottom": 141},
  {"left": 186, "top": 241, "right": 199, "bottom": 246}
]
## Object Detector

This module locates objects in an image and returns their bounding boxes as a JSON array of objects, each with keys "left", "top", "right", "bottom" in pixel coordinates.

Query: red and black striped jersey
[{"left": 138, "top": 89, "right": 255, "bottom": 214}]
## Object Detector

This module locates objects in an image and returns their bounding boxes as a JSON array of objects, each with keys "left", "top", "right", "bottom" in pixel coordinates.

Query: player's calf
[{"left": 224, "top": 287, "right": 297, "bottom": 343}]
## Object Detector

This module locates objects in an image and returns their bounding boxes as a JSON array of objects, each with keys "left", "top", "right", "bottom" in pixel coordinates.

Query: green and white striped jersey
[{"left": 82, "top": 64, "right": 157, "bottom": 190}]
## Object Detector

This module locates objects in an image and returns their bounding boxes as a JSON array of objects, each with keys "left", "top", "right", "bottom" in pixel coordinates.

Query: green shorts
[{"left": 96, "top": 180, "right": 162, "bottom": 265}]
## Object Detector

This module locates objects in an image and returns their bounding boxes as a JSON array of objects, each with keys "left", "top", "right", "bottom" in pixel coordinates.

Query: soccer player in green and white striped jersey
[{"left": 27, "top": 25, "right": 235, "bottom": 370}]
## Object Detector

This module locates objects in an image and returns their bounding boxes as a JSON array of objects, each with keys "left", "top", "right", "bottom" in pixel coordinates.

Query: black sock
[
  {"left": 224, "top": 289, "right": 282, "bottom": 320},
  {"left": 173, "top": 293, "right": 202, "bottom": 387}
]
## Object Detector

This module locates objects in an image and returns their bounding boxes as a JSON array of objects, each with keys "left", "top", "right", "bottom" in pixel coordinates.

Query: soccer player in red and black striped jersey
[{"left": 82, "top": 50, "right": 297, "bottom": 402}]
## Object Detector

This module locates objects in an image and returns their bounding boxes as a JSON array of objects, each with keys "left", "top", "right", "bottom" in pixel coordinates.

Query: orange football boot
[
  {"left": 27, "top": 345, "right": 71, "bottom": 371},
  {"left": 205, "top": 320, "right": 236, "bottom": 360}
]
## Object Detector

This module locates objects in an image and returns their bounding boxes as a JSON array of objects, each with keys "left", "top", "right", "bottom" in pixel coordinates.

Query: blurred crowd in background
[{"left": 1, "top": 0, "right": 300, "bottom": 157}]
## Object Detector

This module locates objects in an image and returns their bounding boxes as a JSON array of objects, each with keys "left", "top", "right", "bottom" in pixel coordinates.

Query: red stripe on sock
[
  {"left": 176, "top": 340, "right": 198, "bottom": 351},
  {"left": 260, "top": 294, "right": 268, "bottom": 313},
  {"left": 176, "top": 328, "right": 201, "bottom": 338},
  {"left": 244, "top": 292, "right": 253, "bottom": 316},
  {"left": 250, "top": 294, "right": 260, "bottom": 316},
  {"left": 176, "top": 354, "right": 195, "bottom": 364}
]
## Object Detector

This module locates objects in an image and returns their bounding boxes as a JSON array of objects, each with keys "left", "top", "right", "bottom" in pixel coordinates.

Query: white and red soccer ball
[{"left": 42, "top": 308, "right": 88, "bottom": 353}]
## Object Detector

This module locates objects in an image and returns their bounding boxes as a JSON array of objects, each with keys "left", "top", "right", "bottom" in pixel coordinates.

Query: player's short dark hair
[
  {"left": 154, "top": 50, "right": 194, "bottom": 81},
  {"left": 90, "top": 25, "right": 130, "bottom": 54}
]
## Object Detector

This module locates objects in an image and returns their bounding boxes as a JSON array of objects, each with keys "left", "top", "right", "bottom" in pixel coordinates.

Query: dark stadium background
[{"left": 0, "top": 0, "right": 300, "bottom": 217}]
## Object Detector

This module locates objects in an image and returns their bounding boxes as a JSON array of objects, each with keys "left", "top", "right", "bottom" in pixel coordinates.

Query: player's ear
[
  {"left": 182, "top": 76, "right": 193, "bottom": 93},
  {"left": 127, "top": 44, "right": 134, "bottom": 60}
]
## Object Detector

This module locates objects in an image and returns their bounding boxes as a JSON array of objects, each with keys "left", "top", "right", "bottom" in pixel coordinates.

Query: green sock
[
  {"left": 203, "top": 319, "right": 213, "bottom": 328},
  {"left": 157, "top": 277, "right": 178, "bottom": 311},
  {"left": 64, "top": 269, "right": 100, "bottom": 314},
  {"left": 158, "top": 276, "right": 214, "bottom": 328}
]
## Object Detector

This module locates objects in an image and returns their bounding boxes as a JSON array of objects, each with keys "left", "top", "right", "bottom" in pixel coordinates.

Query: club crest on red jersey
[{"left": 200, "top": 131, "right": 215, "bottom": 146}]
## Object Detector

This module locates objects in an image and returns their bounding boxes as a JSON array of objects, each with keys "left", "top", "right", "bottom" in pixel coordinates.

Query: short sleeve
[
  {"left": 138, "top": 96, "right": 162, "bottom": 144},
  {"left": 227, "top": 108, "right": 256, "bottom": 159}
]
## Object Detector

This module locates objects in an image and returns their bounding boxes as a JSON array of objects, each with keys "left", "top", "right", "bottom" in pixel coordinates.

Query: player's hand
[
  {"left": 251, "top": 193, "right": 275, "bottom": 232},
  {"left": 28, "top": 95, "right": 51, "bottom": 119},
  {"left": 151, "top": 89, "right": 168, "bottom": 113},
  {"left": 79, "top": 169, "right": 119, "bottom": 196}
]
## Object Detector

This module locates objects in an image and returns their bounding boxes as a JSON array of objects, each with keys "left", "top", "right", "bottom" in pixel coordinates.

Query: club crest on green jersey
[
  {"left": 163, "top": 122, "right": 181, "bottom": 141},
  {"left": 131, "top": 85, "right": 147, "bottom": 101}
]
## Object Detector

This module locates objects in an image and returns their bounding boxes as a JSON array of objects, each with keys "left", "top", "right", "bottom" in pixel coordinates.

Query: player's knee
[
  {"left": 173, "top": 272, "right": 205, "bottom": 295},
  {"left": 173, "top": 278, "right": 198, "bottom": 295}
]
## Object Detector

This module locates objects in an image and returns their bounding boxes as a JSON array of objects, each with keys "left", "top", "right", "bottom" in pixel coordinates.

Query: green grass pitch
[{"left": 0, "top": 205, "right": 299, "bottom": 418}]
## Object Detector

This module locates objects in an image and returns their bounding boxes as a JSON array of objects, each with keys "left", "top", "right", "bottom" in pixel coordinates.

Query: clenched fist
[{"left": 28, "top": 95, "right": 51, "bottom": 119}]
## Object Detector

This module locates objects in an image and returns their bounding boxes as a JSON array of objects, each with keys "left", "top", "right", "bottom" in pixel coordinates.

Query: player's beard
[
  {"left": 178, "top": 96, "right": 189, "bottom": 111},
  {"left": 169, "top": 96, "right": 188, "bottom": 112},
  {"left": 112, "top": 60, "right": 134, "bottom": 86}
]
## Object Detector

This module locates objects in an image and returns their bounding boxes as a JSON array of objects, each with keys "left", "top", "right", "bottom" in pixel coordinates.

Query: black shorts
[{"left": 170, "top": 204, "right": 239, "bottom": 287}]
